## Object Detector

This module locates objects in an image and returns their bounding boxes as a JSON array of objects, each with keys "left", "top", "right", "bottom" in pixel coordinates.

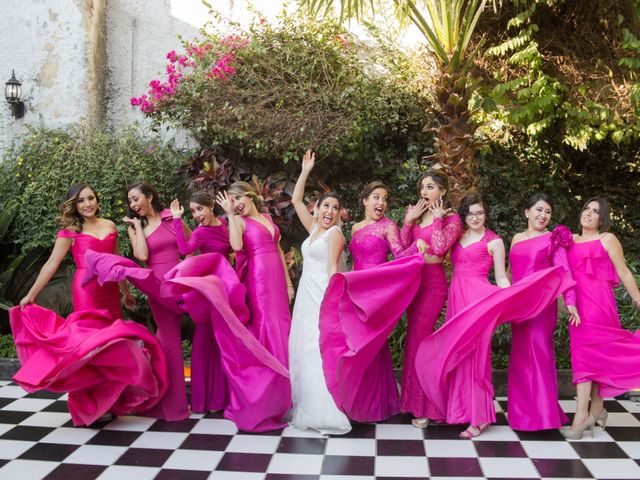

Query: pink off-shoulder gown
[
  {"left": 57, "top": 229, "right": 122, "bottom": 319},
  {"left": 568, "top": 239, "right": 640, "bottom": 395},
  {"left": 507, "top": 226, "right": 576, "bottom": 430},
  {"left": 399, "top": 214, "right": 462, "bottom": 418},
  {"left": 174, "top": 218, "right": 231, "bottom": 413},
  {"left": 319, "top": 217, "right": 424, "bottom": 422}
]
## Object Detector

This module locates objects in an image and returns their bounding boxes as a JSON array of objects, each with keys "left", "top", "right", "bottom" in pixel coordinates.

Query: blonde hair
[
  {"left": 228, "top": 181, "right": 265, "bottom": 211},
  {"left": 57, "top": 183, "right": 98, "bottom": 232}
]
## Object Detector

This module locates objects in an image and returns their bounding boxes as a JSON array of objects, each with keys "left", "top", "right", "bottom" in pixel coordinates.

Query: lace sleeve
[
  {"left": 430, "top": 215, "right": 462, "bottom": 256},
  {"left": 385, "top": 219, "right": 416, "bottom": 258},
  {"left": 174, "top": 219, "right": 202, "bottom": 256},
  {"left": 400, "top": 207, "right": 414, "bottom": 248}
]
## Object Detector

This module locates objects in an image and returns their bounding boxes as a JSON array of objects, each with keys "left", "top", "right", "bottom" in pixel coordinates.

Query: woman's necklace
[{"left": 525, "top": 228, "right": 547, "bottom": 239}]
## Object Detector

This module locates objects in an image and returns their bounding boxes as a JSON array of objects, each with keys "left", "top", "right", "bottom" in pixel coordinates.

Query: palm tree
[{"left": 301, "top": 0, "right": 489, "bottom": 202}]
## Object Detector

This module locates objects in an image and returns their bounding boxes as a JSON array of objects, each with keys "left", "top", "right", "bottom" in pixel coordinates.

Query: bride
[{"left": 288, "top": 150, "right": 351, "bottom": 434}]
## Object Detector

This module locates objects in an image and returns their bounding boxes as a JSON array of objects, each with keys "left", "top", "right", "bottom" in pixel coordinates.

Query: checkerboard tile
[{"left": 0, "top": 386, "right": 639, "bottom": 479}]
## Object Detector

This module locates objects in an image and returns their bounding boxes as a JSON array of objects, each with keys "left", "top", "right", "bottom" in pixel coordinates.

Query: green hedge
[{"left": 0, "top": 126, "right": 189, "bottom": 257}]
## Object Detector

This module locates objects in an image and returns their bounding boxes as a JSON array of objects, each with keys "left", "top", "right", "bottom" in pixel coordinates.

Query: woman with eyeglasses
[{"left": 415, "top": 192, "right": 575, "bottom": 438}]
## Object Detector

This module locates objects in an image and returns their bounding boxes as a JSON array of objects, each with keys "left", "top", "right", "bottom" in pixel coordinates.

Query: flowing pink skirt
[
  {"left": 10, "top": 305, "right": 167, "bottom": 426},
  {"left": 162, "top": 253, "right": 291, "bottom": 431},
  {"left": 417, "top": 266, "right": 575, "bottom": 426},
  {"left": 319, "top": 255, "right": 424, "bottom": 422}
]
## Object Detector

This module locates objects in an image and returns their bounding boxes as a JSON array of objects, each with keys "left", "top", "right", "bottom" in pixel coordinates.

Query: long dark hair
[
  {"left": 57, "top": 183, "right": 99, "bottom": 232},
  {"left": 580, "top": 197, "right": 611, "bottom": 234},
  {"left": 126, "top": 181, "right": 164, "bottom": 228},
  {"left": 417, "top": 170, "right": 451, "bottom": 208}
]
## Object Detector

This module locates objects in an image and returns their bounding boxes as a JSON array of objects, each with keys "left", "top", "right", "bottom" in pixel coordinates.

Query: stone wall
[
  {"left": 0, "top": 0, "right": 98, "bottom": 152},
  {"left": 0, "top": 0, "right": 418, "bottom": 152}
]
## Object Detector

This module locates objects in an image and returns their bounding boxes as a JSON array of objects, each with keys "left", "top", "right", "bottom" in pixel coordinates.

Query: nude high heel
[
  {"left": 593, "top": 408, "right": 608, "bottom": 429},
  {"left": 560, "top": 414, "right": 597, "bottom": 440},
  {"left": 411, "top": 417, "right": 429, "bottom": 429}
]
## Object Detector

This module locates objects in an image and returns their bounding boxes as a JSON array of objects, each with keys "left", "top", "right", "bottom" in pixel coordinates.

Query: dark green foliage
[
  {"left": 0, "top": 126, "right": 189, "bottom": 257},
  {"left": 0, "top": 334, "right": 16, "bottom": 358}
]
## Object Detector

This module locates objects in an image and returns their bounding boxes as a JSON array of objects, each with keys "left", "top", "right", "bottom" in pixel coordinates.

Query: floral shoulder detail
[{"left": 549, "top": 224, "right": 573, "bottom": 254}]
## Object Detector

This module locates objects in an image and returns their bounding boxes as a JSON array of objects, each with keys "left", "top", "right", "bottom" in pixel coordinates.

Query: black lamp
[{"left": 5, "top": 70, "right": 25, "bottom": 119}]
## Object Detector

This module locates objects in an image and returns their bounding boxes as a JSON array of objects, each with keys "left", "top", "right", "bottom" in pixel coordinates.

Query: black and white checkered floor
[{"left": 1, "top": 381, "right": 639, "bottom": 479}]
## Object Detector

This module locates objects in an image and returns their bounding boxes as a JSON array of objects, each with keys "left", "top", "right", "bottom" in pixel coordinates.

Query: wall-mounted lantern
[{"left": 5, "top": 70, "right": 25, "bottom": 119}]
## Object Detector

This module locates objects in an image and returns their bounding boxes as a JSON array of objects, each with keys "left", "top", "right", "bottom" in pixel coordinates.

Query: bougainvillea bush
[{"left": 130, "top": 8, "right": 434, "bottom": 185}]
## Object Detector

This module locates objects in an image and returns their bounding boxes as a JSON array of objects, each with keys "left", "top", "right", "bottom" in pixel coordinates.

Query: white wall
[{"left": 0, "top": 0, "right": 91, "bottom": 152}]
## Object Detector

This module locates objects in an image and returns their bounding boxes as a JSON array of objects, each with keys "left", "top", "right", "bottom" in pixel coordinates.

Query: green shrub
[
  {"left": 0, "top": 126, "right": 190, "bottom": 257},
  {"left": 132, "top": 8, "right": 433, "bottom": 176},
  {"left": 0, "top": 334, "right": 17, "bottom": 358}
]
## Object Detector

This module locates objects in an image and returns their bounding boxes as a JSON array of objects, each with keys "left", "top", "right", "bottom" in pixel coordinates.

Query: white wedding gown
[{"left": 289, "top": 225, "right": 351, "bottom": 434}]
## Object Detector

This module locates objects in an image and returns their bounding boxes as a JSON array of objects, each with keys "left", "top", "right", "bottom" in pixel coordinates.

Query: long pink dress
[
  {"left": 174, "top": 218, "right": 230, "bottom": 413},
  {"left": 57, "top": 229, "right": 122, "bottom": 319},
  {"left": 319, "top": 217, "right": 424, "bottom": 422},
  {"left": 10, "top": 305, "right": 167, "bottom": 426},
  {"left": 568, "top": 239, "right": 640, "bottom": 395},
  {"left": 416, "top": 230, "right": 575, "bottom": 426},
  {"left": 508, "top": 225, "right": 575, "bottom": 430},
  {"left": 399, "top": 214, "right": 462, "bottom": 418},
  {"left": 237, "top": 214, "right": 291, "bottom": 368},
  {"left": 138, "top": 210, "right": 189, "bottom": 421}
]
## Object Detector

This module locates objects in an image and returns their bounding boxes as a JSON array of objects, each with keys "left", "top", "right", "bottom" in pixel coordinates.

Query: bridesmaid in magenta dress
[
  {"left": 508, "top": 192, "right": 579, "bottom": 431},
  {"left": 440, "top": 193, "right": 509, "bottom": 437},
  {"left": 170, "top": 191, "right": 231, "bottom": 413},
  {"left": 416, "top": 192, "right": 576, "bottom": 437},
  {"left": 399, "top": 171, "right": 462, "bottom": 428},
  {"left": 20, "top": 183, "right": 135, "bottom": 317},
  {"left": 562, "top": 197, "right": 640, "bottom": 439},
  {"left": 160, "top": 253, "right": 290, "bottom": 432},
  {"left": 217, "top": 181, "right": 293, "bottom": 368},
  {"left": 125, "top": 181, "right": 190, "bottom": 421},
  {"left": 319, "top": 181, "right": 424, "bottom": 422}
]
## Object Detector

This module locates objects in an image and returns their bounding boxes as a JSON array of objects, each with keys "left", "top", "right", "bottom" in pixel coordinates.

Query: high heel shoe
[
  {"left": 593, "top": 408, "right": 608, "bottom": 429},
  {"left": 560, "top": 414, "right": 597, "bottom": 440},
  {"left": 411, "top": 418, "right": 429, "bottom": 429}
]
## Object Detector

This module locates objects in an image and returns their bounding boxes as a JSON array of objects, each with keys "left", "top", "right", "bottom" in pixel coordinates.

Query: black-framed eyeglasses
[{"left": 466, "top": 211, "right": 486, "bottom": 219}]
